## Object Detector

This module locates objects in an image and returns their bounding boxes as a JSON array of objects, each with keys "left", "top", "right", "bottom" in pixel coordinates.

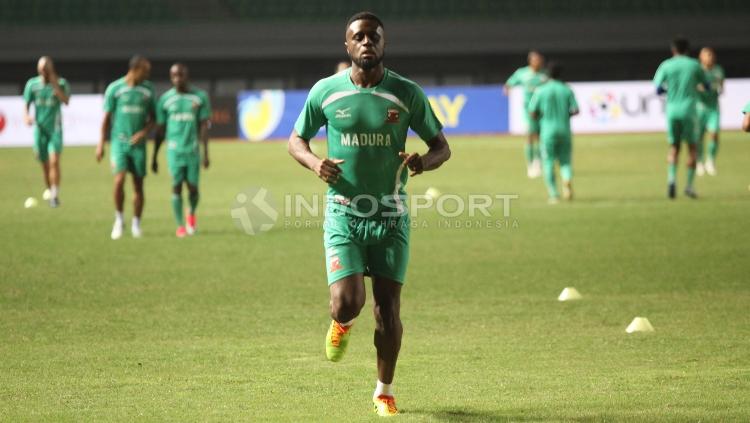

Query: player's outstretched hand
[
  {"left": 399, "top": 152, "right": 424, "bottom": 177},
  {"left": 95, "top": 144, "right": 104, "bottom": 162},
  {"left": 313, "top": 158, "right": 344, "bottom": 184}
]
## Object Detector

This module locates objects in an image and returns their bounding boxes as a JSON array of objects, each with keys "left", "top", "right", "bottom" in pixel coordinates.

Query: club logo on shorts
[
  {"left": 329, "top": 255, "right": 343, "bottom": 273},
  {"left": 385, "top": 109, "right": 399, "bottom": 124}
]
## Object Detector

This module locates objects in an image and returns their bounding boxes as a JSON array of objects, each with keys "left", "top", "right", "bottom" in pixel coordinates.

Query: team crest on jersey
[
  {"left": 329, "top": 255, "right": 343, "bottom": 273},
  {"left": 335, "top": 108, "right": 351, "bottom": 119},
  {"left": 385, "top": 109, "right": 399, "bottom": 123}
]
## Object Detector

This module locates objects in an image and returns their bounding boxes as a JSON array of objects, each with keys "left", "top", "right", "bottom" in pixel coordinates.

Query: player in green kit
[
  {"left": 696, "top": 47, "right": 725, "bottom": 176},
  {"left": 23, "top": 56, "right": 70, "bottom": 208},
  {"left": 153, "top": 63, "right": 211, "bottom": 238},
  {"left": 96, "top": 56, "right": 156, "bottom": 239},
  {"left": 288, "top": 12, "right": 451, "bottom": 417},
  {"left": 528, "top": 63, "right": 579, "bottom": 204},
  {"left": 743, "top": 102, "right": 750, "bottom": 132},
  {"left": 653, "top": 38, "right": 710, "bottom": 199},
  {"left": 504, "top": 51, "right": 548, "bottom": 178}
]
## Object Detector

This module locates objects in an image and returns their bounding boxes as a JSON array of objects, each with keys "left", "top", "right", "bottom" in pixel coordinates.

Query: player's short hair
[
  {"left": 671, "top": 37, "right": 689, "bottom": 54},
  {"left": 346, "top": 11, "right": 384, "bottom": 31},
  {"left": 129, "top": 55, "right": 148, "bottom": 70},
  {"left": 548, "top": 62, "right": 562, "bottom": 79},
  {"left": 171, "top": 62, "right": 188, "bottom": 72},
  {"left": 528, "top": 50, "right": 543, "bottom": 59}
]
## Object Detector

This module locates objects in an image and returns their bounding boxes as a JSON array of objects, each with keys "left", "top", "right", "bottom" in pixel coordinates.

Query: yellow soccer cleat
[
  {"left": 373, "top": 395, "right": 399, "bottom": 417},
  {"left": 325, "top": 320, "right": 352, "bottom": 362}
]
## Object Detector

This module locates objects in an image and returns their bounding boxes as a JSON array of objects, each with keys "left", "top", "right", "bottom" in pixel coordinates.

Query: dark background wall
[{"left": 1, "top": 0, "right": 749, "bottom": 95}]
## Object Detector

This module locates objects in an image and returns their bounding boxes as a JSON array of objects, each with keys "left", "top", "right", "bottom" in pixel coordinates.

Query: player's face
[
  {"left": 345, "top": 19, "right": 385, "bottom": 71},
  {"left": 170, "top": 65, "right": 188, "bottom": 90},
  {"left": 699, "top": 49, "right": 715, "bottom": 67},
  {"left": 529, "top": 53, "right": 544, "bottom": 70},
  {"left": 37, "top": 58, "right": 51, "bottom": 78},
  {"left": 134, "top": 61, "right": 151, "bottom": 83}
]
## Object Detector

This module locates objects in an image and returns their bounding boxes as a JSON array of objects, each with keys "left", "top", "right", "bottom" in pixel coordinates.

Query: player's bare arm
[
  {"left": 288, "top": 130, "right": 344, "bottom": 183},
  {"left": 200, "top": 119, "right": 210, "bottom": 168},
  {"left": 23, "top": 101, "right": 34, "bottom": 126},
  {"left": 399, "top": 132, "right": 451, "bottom": 177},
  {"left": 743, "top": 113, "right": 750, "bottom": 132},
  {"left": 152, "top": 124, "right": 166, "bottom": 173},
  {"left": 96, "top": 111, "right": 112, "bottom": 162}
]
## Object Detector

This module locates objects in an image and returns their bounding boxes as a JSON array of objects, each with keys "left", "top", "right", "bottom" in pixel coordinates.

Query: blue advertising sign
[{"left": 237, "top": 84, "right": 508, "bottom": 141}]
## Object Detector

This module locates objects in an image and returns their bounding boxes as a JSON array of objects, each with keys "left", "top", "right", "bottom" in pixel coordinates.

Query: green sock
[
  {"left": 543, "top": 158, "right": 559, "bottom": 198},
  {"left": 524, "top": 144, "right": 534, "bottom": 165},
  {"left": 696, "top": 139, "right": 705, "bottom": 162},
  {"left": 686, "top": 167, "right": 696, "bottom": 189},
  {"left": 188, "top": 190, "right": 200, "bottom": 214},
  {"left": 171, "top": 193, "right": 184, "bottom": 226},
  {"left": 667, "top": 163, "right": 677, "bottom": 184},
  {"left": 708, "top": 140, "right": 719, "bottom": 161},
  {"left": 532, "top": 143, "right": 541, "bottom": 161},
  {"left": 560, "top": 163, "right": 573, "bottom": 181}
]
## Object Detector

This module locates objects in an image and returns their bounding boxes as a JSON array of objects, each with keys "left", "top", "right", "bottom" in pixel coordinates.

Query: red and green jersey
[
  {"left": 23, "top": 76, "right": 70, "bottom": 133},
  {"left": 653, "top": 55, "right": 710, "bottom": 118},
  {"left": 156, "top": 87, "right": 211, "bottom": 155},
  {"left": 506, "top": 66, "right": 548, "bottom": 109},
  {"left": 103, "top": 77, "right": 155, "bottom": 145},
  {"left": 295, "top": 68, "right": 443, "bottom": 217}
]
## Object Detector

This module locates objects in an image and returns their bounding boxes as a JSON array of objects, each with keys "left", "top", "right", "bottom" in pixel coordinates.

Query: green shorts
[
  {"left": 666, "top": 113, "right": 699, "bottom": 146},
  {"left": 168, "top": 151, "right": 200, "bottom": 187},
  {"left": 110, "top": 142, "right": 147, "bottom": 178},
  {"left": 524, "top": 109, "right": 540, "bottom": 135},
  {"left": 33, "top": 126, "right": 62, "bottom": 162},
  {"left": 323, "top": 207, "right": 410, "bottom": 285},
  {"left": 699, "top": 106, "right": 720, "bottom": 134},
  {"left": 540, "top": 132, "right": 572, "bottom": 165}
]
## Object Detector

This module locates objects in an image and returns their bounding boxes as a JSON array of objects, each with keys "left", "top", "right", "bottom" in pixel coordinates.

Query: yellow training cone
[
  {"left": 557, "top": 287, "right": 582, "bottom": 301},
  {"left": 626, "top": 317, "right": 655, "bottom": 333}
]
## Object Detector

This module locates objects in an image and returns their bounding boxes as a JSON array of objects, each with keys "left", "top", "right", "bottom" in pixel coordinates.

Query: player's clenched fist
[
  {"left": 313, "top": 158, "right": 345, "bottom": 184},
  {"left": 399, "top": 152, "right": 424, "bottom": 177}
]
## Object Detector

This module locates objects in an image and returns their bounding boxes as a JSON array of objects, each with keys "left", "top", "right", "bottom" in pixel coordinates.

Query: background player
[
  {"left": 96, "top": 56, "right": 156, "bottom": 239},
  {"left": 288, "top": 12, "right": 451, "bottom": 417},
  {"left": 504, "top": 50, "right": 548, "bottom": 178},
  {"left": 23, "top": 56, "right": 70, "bottom": 207},
  {"left": 696, "top": 47, "right": 724, "bottom": 176},
  {"left": 653, "top": 38, "right": 710, "bottom": 199},
  {"left": 528, "top": 62, "right": 579, "bottom": 204},
  {"left": 153, "top": 63, "right": 211, "bottom": 238},
  {"left": 743, "top": 102, "right": 750, "bottom": 132}
]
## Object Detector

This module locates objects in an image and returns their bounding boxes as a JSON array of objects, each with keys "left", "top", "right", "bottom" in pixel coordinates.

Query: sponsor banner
[
  {"left": 237, "top": 85, "right": 509, "bottom": 141},
  {"left": 510, "top": 78, "right": 750, "bottom": 134},
  {"left": 0, "top": 94, "right": 104, "bottom": 147}
]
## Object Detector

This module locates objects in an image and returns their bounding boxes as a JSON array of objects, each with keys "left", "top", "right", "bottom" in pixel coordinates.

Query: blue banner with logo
[{"left": 237, "top": 84, "right": 508, "bottom": 141}]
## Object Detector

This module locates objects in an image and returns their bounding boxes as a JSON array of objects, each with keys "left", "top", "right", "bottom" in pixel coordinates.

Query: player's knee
[
  {"left": 330, "top": 294, "right": 364, "bottom": 322},
  {"left": 188, "top": 184, "right": 198, "bottom": 195},
  {"left": 172, "top": 185, "right": 182, "bottom": 195}
]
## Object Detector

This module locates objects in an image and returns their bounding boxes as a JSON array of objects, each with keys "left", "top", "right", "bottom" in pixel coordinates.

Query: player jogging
[
  {"left": 152, "top": 63, "right": 211, "bottom": 238},
  {"left": 696, "top": 47, "right": 724, "bottom": 176},
  {"left": 288, "top": 12, "right": 451, "bottom": 417},
  {"left": 96, "top": 56, "right": 156, "bottom": 239},
  {"left": 23, "top": 56, "right": 70, "bottom": 208},
  {"left": 653, "top": 38, "right": 710, "bottom": 199},
  {"left": 504, "top": 51, "right": 548, "bottom": 178},
  {"left": 528, "top": 62, "right": 579, "bottom": 204}
]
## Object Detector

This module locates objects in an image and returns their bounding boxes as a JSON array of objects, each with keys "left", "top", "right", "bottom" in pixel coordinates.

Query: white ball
[
  {"left": 425, "top": 187, "right": 442, "bottom": 200},
  {"left": 24, "top": 197, "right": 38, "bottom": 208}
]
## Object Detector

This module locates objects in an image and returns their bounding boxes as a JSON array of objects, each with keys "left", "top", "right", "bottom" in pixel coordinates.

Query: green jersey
[
  {"left": 23, "top": 76, "right": 70, "bottom": 133},
  {"left": 295, "top": 68, "right": 443, "bottom": 217},
  {"left": 103, "top": 77, "right": 156, "bottom": 145},
  {"left": 699, "top": 64, "right": 725, "bottom": 109},
  {"left": 506, "top": 66, "right": 548, "bottom": 108},
  {"left": 156, "top": 87, "right": 211, "bottom": 154},
  {"left": 653, "top": 55, "right": 709, "bottom": 118},
  {"left": 743, "top": 102, "right": 750, "bottom": 114},
  {"left": 528, "top": 79, "right": 578, "bottom": 136}
]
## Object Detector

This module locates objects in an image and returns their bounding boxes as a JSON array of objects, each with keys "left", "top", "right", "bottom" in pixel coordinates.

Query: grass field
[{"left": 1, "top": 133, "right": 749, "bottom": 422}]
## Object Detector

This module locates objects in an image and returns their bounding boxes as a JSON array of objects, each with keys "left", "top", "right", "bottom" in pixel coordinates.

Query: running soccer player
[
  {"left": 96, "top": 56, "right": 156, "bottom": 239},
  {"left": 504, "top": 51, "right": 548, "bottom": 178},
  {"left": 528, "top": 62, "right": 579, "bottom": 204},
  {"left": 152, "top": 63, "right": 211, "bottom": 238},
  {"left": 23, "top": 56, "right": 70, "bottom": 207},
  {"left": 696, "top": 47, "right": 724, "bottom": 176},
  {"left": 288, "top": 12, "right": 451, "bottom": 417},
  {"left": 653, "top": 38, "right": 710, "bottom": 199},
  {"left": 743, "top": 102, "right": 750, "bottom": 132}
]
